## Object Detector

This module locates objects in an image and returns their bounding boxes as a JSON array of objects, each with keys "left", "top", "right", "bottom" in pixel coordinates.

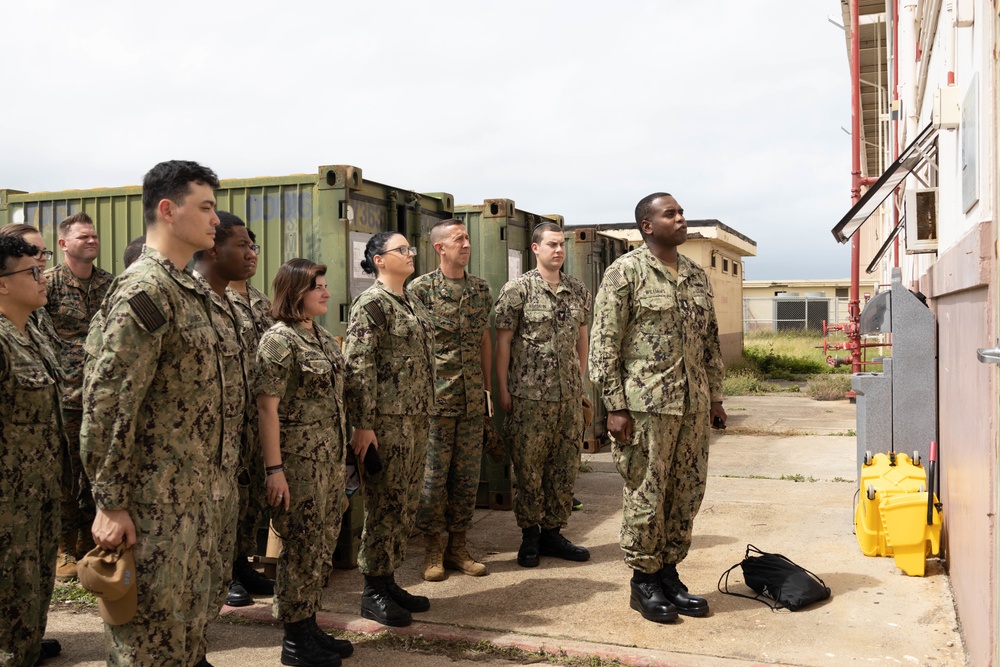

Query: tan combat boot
[
  {"left": 55, "top": 530, "right": 78, "bottom": 581},
  {"left": 422, "top": 533, "right": 445, "bottom": 581},
  {"left": 443, "top": 531, "right": 487, "bottom": 576}
]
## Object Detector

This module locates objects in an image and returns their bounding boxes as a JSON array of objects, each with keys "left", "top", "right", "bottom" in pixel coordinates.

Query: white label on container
[{"left": 507, "top": 249, "right": 522, "bottom": 280}]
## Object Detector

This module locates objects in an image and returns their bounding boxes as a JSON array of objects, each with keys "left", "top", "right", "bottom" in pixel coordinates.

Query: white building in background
[{"left": 831, "top": 2, "right": 998, "bottom": 665}]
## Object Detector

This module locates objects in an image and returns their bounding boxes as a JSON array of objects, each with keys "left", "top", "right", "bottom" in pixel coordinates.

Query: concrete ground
[{"left": 45, "top": 393, "right": 968, "bottom": 667}]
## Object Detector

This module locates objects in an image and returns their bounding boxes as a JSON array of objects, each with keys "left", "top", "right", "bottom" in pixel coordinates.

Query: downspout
[{"left": 850, "top": 0, "right": 862, "bottom": 375}]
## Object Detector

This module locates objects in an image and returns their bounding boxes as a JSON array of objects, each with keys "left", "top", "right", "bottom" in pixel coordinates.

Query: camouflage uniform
[
  {"left": 81, "top": 246, "right": 226, "bottom": 667},
  {"left": 588, "top": 246, "right": 724, "bottom": 573},
  {"left": 194, "top": 274, "right": 250, "bottom": 653},
  {"left": 226, "top": 284, "right": 274, "bottom": 560},
  {"left": 408, "top": 269, "right": 492, "bottom": 534},
  {"left": 493, "top": 269, "right": 591, "bottom": 530},
  {"left": 0, "top": 316, "right": 63, "bottom": 667},
  {"left": 344, "top": 282, "right": 434, "bottom": 577},
  {"left": 44, "top": 261, "right": 114, "bottom": 557},
  {"left": 257, "top": 321, "right": 347, "bottom": 623}
]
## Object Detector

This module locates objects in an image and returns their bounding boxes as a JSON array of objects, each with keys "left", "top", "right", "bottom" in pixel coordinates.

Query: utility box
[{"left": 852, "top": 268, "right": 937, "bottom": 475}]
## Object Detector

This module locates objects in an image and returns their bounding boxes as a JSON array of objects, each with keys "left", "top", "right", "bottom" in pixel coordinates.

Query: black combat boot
[
  {"left": 385, "top": 572, "right": 430, "bottom": 612},
  {"left": 538, "top": 527, "right": 590, "bottom": 562},
  {"left": 234, "top": 556, "right": 275, "bottom": 595},
  {"left": 281, "top": 617, "right": 341, "bottom": 667},
  {"left": 36, "top": 639, "right": 62, "bottom": 663},
  {"left": 360, "top": 575, "right": 412, "bottom": 627},
  {"left": 226, "top": 578, "right": 251, "bottom": 607},
  {"left": 306, "top": 613, "right": 354, "bottom": 659},
  {"left": 658, "top": 563, "right": 710, "bottom": 617},
  {"left": 629, "top": 570, "right": 678, "bottom": 623},
  {"left": 517, "top": 525, "right": 541, "bottom": 567}
]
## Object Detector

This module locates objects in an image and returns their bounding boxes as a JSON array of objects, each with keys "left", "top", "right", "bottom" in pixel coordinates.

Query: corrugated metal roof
[{"left": 841, "top": 0, "right": 889, "bottom": 178}]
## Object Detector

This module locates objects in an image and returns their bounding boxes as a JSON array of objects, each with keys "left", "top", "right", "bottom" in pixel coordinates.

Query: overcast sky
[{"left": 1, "top": 1, "right": 854, "bottom": 280}]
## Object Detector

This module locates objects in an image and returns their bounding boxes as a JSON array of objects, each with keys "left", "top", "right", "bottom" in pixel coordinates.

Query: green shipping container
[
  {"left": 562, "top": 227, "right": 629, "bottom": 453},
  {"left": 0, "top": 165, "right": 454, "bottom": 339},
  {"left": 450, "top": 200, "right": 564, "bottom": 511}
]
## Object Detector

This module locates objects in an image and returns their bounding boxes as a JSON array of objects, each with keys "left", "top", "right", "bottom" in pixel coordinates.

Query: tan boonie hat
[
  {"left": 582, "top": 396, "right": 595, "bottom": 430},
  {"left": 78, "top": 545, "right": 137, "bottom": 625}
]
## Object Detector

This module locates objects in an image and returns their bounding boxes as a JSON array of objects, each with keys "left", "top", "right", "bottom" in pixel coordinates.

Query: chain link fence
[{"left": 743, "top": 296, "right": 850, "bottom": 333}]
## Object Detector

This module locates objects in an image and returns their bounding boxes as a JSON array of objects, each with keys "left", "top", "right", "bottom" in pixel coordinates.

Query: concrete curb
[{"left": 222, "top": 604, "right": 795, "bottom": 667}]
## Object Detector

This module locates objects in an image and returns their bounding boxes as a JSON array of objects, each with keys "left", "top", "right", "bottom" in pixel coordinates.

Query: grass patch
[
  {"left": 827, "top": 429, "right": 857, "bottom": 437},
  {"left": 50, "top": 580, "right": 98, "bottom": 611},
  {"left": 779, "top": 473, "right": 817, "bottom": 483},
  {"left": 722, "top": 368, "right": 777, "bottom": 396},
  {"left": 359, "top": 631, "right": 627, "bottom": 666},
  {"left": 806, "top": 374, "right": 852, "bottom": 400},
  {"left": 832, "top": 476, "right": 855, "bottom": 483}
]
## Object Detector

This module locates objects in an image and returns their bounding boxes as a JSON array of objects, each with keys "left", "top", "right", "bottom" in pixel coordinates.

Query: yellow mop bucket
[{"left": 854, "top": 444, "right": 942, "bottom": 576}]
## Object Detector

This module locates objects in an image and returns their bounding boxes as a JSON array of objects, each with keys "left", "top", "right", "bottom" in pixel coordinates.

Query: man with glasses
[
  {"left": 588, "top": 193, "right": 725, "bottom": 624},
  {"left": 223, "top": 224, "right": 277, "bottom": 605},
  {"left": 0, "top": 234, "right": 65, "bottom": 665},
  {"left": 494, "top": 221, "right": 592, "bottom": 569},
  {"left": 408, "top": 219, "right": 493, "bottom": 581},
  {"left": 44, "top": 212, "right": 114, "bottom": 581},
  {"left": 81, "top": 160, "right": 227, "bottom": 666}
]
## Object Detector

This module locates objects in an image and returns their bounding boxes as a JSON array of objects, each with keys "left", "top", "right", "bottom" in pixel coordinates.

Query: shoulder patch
[
  {"left": 127, "top": 292, "right": 167, "bottom": 332},
  {"left": 363, "top": 301, "right": 387, "bottom": 329},
  {"left": 260, "top": 334, "right": 291, "bottom": 364},
  {"left": 604, "top": 267, "right": 626, "bottom": 292}
]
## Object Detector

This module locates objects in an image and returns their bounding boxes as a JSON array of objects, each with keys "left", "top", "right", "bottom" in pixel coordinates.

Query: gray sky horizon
[{"left": 1, "top": 1, "right": 854, "bottom": 280}]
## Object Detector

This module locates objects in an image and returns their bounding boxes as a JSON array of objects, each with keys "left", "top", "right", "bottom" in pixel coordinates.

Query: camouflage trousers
[
  {"left": 271, "top": 452, "right": 345, "bottom": 623},
  {"left": 507, "top": 398, "right": 583, "bottom": 530},
  {"left": 236, "top": 433, "right": 268, "bottom": 559},
  {"left": 203, "top": 476, "right": 238, "bottom": 636},
  {"left": 612, "top": 408, "right": 710, "bottom": 574},
  {"left": 0, "top": 498, "right": 58, "bottom": 667},
  {"left": 358, "top": 414, "right": 428, "bottom": 577},
  {"left": 104, "top": 501, "right": 214, "bottom": 667},
  {"left": 416, "top": 414, "right": 484, "bottom": 534},
  {"left": 60, "top": 408, "right": 96, "bottom": 555}
]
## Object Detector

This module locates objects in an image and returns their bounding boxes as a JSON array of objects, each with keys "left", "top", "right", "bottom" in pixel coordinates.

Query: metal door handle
[{"left": 977, "top": 340, "right": 1000, "bottom": 364}]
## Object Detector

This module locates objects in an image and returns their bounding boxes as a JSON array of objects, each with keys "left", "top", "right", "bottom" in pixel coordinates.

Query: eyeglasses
[
  {"left": 0, "top": 265, "right": 43, "bottom": 282},
  {"left": 249, "top": 244, "right": 261, "bottom": 254},
  {"left": 379, "top": 245, "right": 418, "bottom": 258},
  {"left": 34, "top": 250, "right": 54, "bottom": 261}
]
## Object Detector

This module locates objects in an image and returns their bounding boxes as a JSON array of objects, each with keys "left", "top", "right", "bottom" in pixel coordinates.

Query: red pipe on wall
[
  {"left": 849, "top": 0, "right": 863, "bottom": 374},
  {"left": 892, "top": 0, "right": 901, "bottom": 268}
]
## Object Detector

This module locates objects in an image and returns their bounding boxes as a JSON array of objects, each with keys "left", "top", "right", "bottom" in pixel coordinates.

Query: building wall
[
  {"left": 889, "top": 4, "right": 998, "bottom": 665},
  {"left": 682, "top": 238, "right": 743, "bottom": 366},
  {"left": 922, "top": 222, "right": 996, "bottom": 667}
]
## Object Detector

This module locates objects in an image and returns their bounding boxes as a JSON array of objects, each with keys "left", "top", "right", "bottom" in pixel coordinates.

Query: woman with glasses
[
  {"left": 0, "top": 224, "right": 60, "bottom": 353},
  {"left": 344, "top": 231, "right": 434, "bottom": 628},
  {"left": 0, "top": 234, "right": 65, "bottom": 664},
  {"left": 255, "top": 258, "right": 354, "bottom": 666}
]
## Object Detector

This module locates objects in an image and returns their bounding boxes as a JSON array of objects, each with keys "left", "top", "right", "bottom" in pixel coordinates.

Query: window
[
  {"left": 722, "top": 258, "right": 729, "bottom": 272},
  {"left": 733, "top": 262, "right": 739, "bottom": 277},
  {"left": 711, "top": 254, "right": 717, "bottom": 268}
]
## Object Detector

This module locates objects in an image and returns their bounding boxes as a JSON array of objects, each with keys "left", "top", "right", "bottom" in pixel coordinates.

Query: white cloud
[{"left": 0, "top": 0, "right": 854, "bottom": 279}]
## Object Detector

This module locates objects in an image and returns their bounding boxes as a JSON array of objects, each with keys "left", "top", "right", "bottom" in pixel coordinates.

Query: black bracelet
[{"left": 265, "top": 466, "right": 284, "bottom": 476}]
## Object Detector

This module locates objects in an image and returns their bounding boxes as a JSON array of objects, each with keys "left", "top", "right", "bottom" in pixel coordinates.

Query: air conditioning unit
[{"left": 904, "top": 188, "right": 938, "bottom": 253}]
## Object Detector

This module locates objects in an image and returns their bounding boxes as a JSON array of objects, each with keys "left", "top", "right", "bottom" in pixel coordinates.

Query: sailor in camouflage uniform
[
  {"left": 494, "top": 222, "right": 591, "bottom": 568},
  {"left": 44, "top": 212, "right": 114, "bottom": 579},
  {"left": 256, "top": 259, "right": 353, "bottom": 666},
  {"left": 225, "top": 225, "right": 276, "bottom": 601},
  {"left": 408, "top": 219, "right": 493, "bottom": 581},
  {"left": 589, "top": 193, "right": 726, "bottom": 624},
  {"left": 0, "top": 235, "right": 65, "bottom": 666},
  {"left": 344, "top": 231, "right": 435, "bottom": 628},
  {"left": 81, "top": 161, "right": 227, "bottom": 666},
  {"left": 191, "top": 212, "right": 257, "bottom": 665}
]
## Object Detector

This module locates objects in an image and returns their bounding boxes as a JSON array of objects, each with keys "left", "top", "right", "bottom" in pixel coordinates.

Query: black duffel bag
[{"left": 718, "top": 544, "right": 831, "bottom": 611}]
